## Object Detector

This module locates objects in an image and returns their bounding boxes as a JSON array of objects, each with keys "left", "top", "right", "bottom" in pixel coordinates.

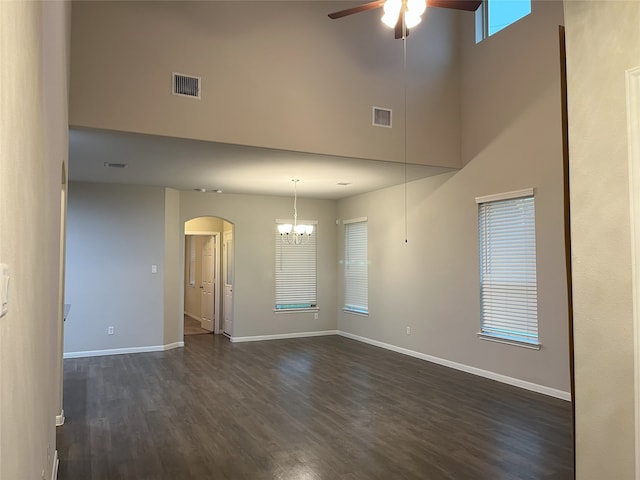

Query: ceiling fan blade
[
  {"left": 426, "top": 0, "right": 482, "bottom": 11},
  {"left": 328, "top": 0, "right": 386, "bottom": 19}
]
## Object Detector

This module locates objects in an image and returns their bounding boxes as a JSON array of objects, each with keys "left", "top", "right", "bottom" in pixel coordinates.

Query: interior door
[
  {"left": 223, "top": 230, "right": 234, "bottom": 335},
  {"left": 200, "top": 235, "right": 215, "bottom": 332}
]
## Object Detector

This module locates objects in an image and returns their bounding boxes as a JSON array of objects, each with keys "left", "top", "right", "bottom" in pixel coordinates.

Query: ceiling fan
[{"left": 328, "top": 0, "right": 482, "bottom": 39}]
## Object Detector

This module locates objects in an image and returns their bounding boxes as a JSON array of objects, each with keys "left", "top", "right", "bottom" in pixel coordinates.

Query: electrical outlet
[
  {"left": 314, "top": 312, "right": 319, "bottom": 320},
  {"left": 108, "top": 326, "right": 114, "bottom": 335},
  {"left": 406, "top": 326, "right": 411, "bottom": 335}
]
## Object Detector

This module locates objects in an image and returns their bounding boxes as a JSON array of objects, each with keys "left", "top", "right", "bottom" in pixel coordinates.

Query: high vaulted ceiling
[{"left": 68, "top": 1, "right": 466, "bottom": 199}]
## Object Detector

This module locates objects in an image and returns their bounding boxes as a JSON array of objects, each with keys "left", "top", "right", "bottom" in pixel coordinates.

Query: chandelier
[{"left": 278, "top": 179, "right": 314, "bottom": 244}]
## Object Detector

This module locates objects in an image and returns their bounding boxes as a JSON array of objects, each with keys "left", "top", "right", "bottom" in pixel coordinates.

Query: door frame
[
  {"left": 210, "top": 232, "right": 221, "bottom": 334},
  {"left": 626, "top": 66, "right": 640, "bottom": 477},
  {"left": 184, "top": 230, "right": 221, "bottom": 334},
  {"left": 222, "top": 229, "right": 234, "bottom": 336}
]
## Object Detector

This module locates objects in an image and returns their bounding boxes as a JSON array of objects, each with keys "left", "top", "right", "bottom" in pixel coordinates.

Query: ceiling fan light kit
[
  {"left": 381, "top": 0, "right": 426, "bottom": 28},
  {"left": 329, "top": 0, "right": 482, "bottom": 39}
]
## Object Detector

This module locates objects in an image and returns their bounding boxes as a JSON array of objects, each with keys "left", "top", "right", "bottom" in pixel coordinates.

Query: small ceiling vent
[
  {"left": 172, "top": 72, "right": 201, "bottom": 99},
  {"left": 372, "top": 107, "right": 392, "bottom": 128}
]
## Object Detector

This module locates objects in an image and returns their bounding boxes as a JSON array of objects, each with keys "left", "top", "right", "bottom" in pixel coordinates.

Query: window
[
  {"left": 344, "top": 218, "right": 368, "bottom": 315},
  {"left": 476, "top": 189, "right": 539, "bottom": 348},
  {"left": 476, "top": 0, "right": 531, "bottom": 42},
  {"left": 187, "top": 235, "right": 196, "bottom": 286},
  {"left": 275, "top": 222, "right": 317, "bottom": 310}
]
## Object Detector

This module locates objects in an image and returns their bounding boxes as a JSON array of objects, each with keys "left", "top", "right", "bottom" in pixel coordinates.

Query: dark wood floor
[
  {"left": 57, "top": 335, "right": 573, "bottom": 480},
  {"left": 184, "top": 315, "right": 211, "bottom": 336}
]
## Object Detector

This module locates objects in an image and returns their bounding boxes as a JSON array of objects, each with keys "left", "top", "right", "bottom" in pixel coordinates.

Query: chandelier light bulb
[{"left": 278, "top": 224, "right": 293, "bottom": 235}]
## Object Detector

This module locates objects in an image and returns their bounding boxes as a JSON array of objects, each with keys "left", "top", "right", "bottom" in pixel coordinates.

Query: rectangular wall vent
[
  {"left": 172, "top": 72, "right": 201, "bottom": 99},
  {"left": 372, "top": 106, "right": 392, "bottom": 128}
]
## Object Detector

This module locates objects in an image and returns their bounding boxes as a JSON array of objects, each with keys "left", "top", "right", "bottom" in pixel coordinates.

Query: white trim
[
  {"left": 273, "top": 307, "right": 319, "bottom": 313},
  {"left": 337, "top": 331, "right": 571, "bottom": 401},
  {"left": 626, "top": 65, "right": 640, "bottom": 480},
  {"left": 51, "top": 450, "right": 59, "bottom": 480},
  {"left": 184, "top": 312, "right": 203, "bottom": 323},
  {"left": 230, "top": 330, "right": 338, "bottom": 343},
  {"left": 184, "top": 230, "right": 217, "bottom": 235},
  {"left": 475, "top": 187, "right": 534, "bottom": 204},
  {"left": 212, "top": 232, "right": 222, "bottom": 335},
  {"left": 343, "top": 216, "right": 367, "bottom": 224},
  {"left": 55, "top": 410, "right": 65, "bottom": 426},
  {"left": 478, "top": 333, "right": 541, "bottom": 350},
  {"left": 63, "top": 341, "right": 184, "bottom": 359}
]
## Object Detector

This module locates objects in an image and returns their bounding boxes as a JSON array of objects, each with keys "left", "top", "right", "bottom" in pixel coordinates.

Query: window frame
[
  {"left": 274, "top": 219, "right": 318, "bottom": 312},
  {"left": 476, "top": 188, "right": 540, "bottom": 350},
  {"left": 343, "top": 217, "right": 368, "bottom": 316},
  {"left": 476, "top": 0, "right": 532, "bottom": 43}
]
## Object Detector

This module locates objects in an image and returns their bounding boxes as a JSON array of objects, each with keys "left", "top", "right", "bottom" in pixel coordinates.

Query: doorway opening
[{"left": 184, "top": 216, "right": 234, "bottom": 337}]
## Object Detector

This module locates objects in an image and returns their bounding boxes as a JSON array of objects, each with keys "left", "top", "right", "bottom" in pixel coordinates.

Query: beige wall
[
  {"left": 164, "top": 187, "right": 182, "bottom": 345},
  {"left": 564, "top": 1, "right": 640, "bottom": 477},
  {"left": 0, "top": 1, "right": 69, "bottom": 479},
  {"left": 180, "top": 191, "right": 338, "bottom": 338},
  {"left": 65, "top": 185, "right": 338, "bottom": 349},
  {"left": 69, "top": 0, "right": 462, "bottom": 168},
  {"left": 65, "top": 183, "right": 167, "bottom": 353},
  {"left": 337, "top": 0, "right": 570, "bottom": 394}
]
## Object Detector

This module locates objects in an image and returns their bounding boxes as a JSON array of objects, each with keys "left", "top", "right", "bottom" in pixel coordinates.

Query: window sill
[
  {"left": 274, "top": 308, "right": 319, "bottom": 314},
  {"left": 343, "top": 309, "right": 368, "bottom": 317},
  {"left": 477, "top": 333, "right": 540, "bottom": 350}
]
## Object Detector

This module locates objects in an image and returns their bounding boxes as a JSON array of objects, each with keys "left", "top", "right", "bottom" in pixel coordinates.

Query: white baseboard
[
  {"left": 184, "top": 312, "right": 202, "bottom": 323},
  {"left": 337, "top": 331, "right": 571, "bottom": 401},
  {"left": 63, "top": 341, "right": 185, "bottom": 359},
  {"left": 55, "top": 410, "right": 64, "bottom": 426},
  {"left": 231, "top": 330, "right": 338, "bottom": 343},
  {"left": 51, "top": 450, "right": 59, "bottom": 480}
]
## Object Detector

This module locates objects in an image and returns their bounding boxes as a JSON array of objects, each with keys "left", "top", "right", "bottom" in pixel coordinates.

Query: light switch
[
  {"left": 151, "top": 264, "right": 157, "bottom": 274},
  {"left": 1, "top": 264, "right": 9, "bottom": 318}
]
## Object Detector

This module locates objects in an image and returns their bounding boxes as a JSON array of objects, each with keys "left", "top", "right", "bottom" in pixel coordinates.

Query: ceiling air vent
[
  {"left": 172, "top": 72, "right": 201, "bottom": 99},
  {"left": 372, "top": 107, "right": 392, "bottom": 128}
]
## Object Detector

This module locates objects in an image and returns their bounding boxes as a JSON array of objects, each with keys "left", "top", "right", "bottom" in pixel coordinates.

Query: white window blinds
[
  {"left": 344, "top": 219, "right": 368, "bottom": 314},
  {"left": 477, "top": 190, "right": 538, "bottom": 346},
  {"left": 275, "top": 224, "right": 317, "bottom": 310}
]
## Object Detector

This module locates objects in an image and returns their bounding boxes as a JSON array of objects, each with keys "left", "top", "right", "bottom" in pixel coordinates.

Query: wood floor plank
[{"left": 57, "top": 335, "right": 572, "bottom": 479}]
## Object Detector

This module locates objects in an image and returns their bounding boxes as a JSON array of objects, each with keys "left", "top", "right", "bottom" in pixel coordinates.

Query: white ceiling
[{"left": 69, "top": 128, "right": 455, "bottom": 200}]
